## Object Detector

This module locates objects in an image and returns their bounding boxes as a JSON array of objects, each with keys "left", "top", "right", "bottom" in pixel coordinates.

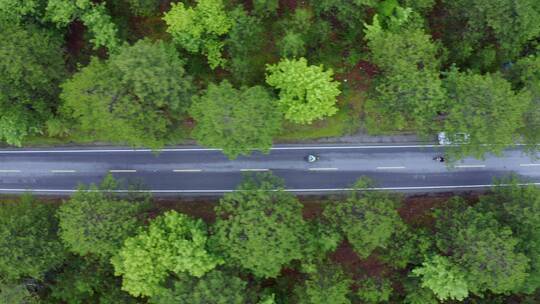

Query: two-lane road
[{"left": 1, "top": 144, "right": 540, "bottom": 195}]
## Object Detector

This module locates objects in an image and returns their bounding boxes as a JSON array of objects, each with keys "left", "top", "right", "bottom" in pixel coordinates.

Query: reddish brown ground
[{"left": 335, "top": 60, "right": 379, "bottom": 92}]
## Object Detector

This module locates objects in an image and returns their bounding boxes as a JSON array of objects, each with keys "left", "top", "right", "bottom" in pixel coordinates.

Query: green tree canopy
[
  {"left": 49, "top": 257, "right": 136, "bottom": 304},
  {"left": 0, "top": 23, "right": 65, "bottom": 146},
  {"left": 45, "top": 0, "right": 119, "bottom": 50},
  {"left": 323, "top": 180, "right": 404, "bottom": 258},
  {"left": 163, "top": 0, "right": 233, "bottom": 69},
  {"left": 266, "top": 57, "right": 341, "bottom": 124},
  {"left": 434, "top": 198, "right": 529, "bottom": 295},
  {"left": 0, "top": 196, "right": 65, "bottom": 281},
  {"left": 295, "top": 262, "right": 352, "bottom": 304},
  {"left": 412, "top": 255, "right": 469, "bottom": 301},
  {"left": 356, "top": 277, "right": 393, "bottom": 304},
  {"left": 212, "top": 173, "right": 306, "bottom": 278},
  {"left": 225, "top": 6, "right": 266, "bottom": 85},
  {"left": 440, "top": 0, "right": 540, "bottom": 65},
  {"left": 60, "top": 39, "right": 193, "bottom": 149},
  {"left": 57, "top": 183, "right": 147, "bottom": 259},
  {"left": 365, "top": 25, "right": 445, "bottom": 133},
  {"left": 190, "top": 81, "right": 282, "bottom": 159},
  {"left": 126, "top": 0, "right": 159, "bottom": 17},
  {"left": 513, "top": 55, "right": 540, "bottom": 154},
  {"left": 476, "top": 180, "right": 540, "bottom": 293},
  {"left": 442, "top": 69, "right": 529, "bottom": 159},
  {"left": 112, "top": 211, "right": 222, "bottom": 297},
  {"left": 150, "top": 270, "right": 248, "bottom": 304}
]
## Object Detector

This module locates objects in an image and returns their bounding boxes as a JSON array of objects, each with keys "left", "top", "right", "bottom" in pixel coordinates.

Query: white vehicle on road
[{"left": 438, "top": 132, "right": 470, "bottom": 145}]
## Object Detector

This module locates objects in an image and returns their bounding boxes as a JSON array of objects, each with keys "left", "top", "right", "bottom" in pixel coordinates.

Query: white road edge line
[
  {"left": 173, "top": 169, "right": 203, "bottom": 172},
  {"left": 2, "top": 182, "right": 540, "bottom": 193},
  {"left": 308, "top": 168, "right": 339, "bottom": 171},
  {"left": 51, "top": 170, "right": 76, "bottom": 173},
  {"left": 0, "top": 145, "right": 441, "bottom": 154},
  {"left": 376, "top": 166, "right": 405, "bottom": 170},
  {"left": 0, "top": 170, "right": 21, "bottom": 173},
  {"left": 109, "top": 170, "right": 137, "bottom": 173},
  {"left": 520, "top": 163, "right": 540, "bottom": 167},
  {"left": 455, "top": 165, "right": 486, "bottom": 168},
  {"left": 240, "top": 169, "right": 269, "bottom": 172}
]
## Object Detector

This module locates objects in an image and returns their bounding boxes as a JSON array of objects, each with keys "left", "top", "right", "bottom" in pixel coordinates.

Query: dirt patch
[
  {"left": 335, "top": 60, "right": 379, "bottom": 92},
  {"left": 331, "top": 240, "right": 391, "bottom": 283},
  {"left": 151, "top": 198, "right": 218, "bottom": 223}
]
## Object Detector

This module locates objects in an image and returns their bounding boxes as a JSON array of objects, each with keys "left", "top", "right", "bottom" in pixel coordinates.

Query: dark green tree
[
  {"left": 150, "top": 270, "right": 249, "bottom": 304},
  {"left": 0, "top": 23, "right": 65, "bottom": 146},
  {"left": 294, "top": 262, "right": 352, "bottom": 304},
  {"left": 434, "top": 198, "right": 529, "bottom": 295},
  {"left": 0, "top": 195, "right": 65, "bottom": 281},
  {"left": 365, "top": 25, "right": 445, "bottom": 134},
  {"left": 48, "top": 257, "right": 136, "bottom": 304},
  {"left": 440, "top": 0, "right": 540, "bottom": 65},
  {"left": 126, "top": 0, "right": 159, "bottom": 16},
  {"left": 112, "top": 211, "right": 222, "bottom": 297},
  {"left": 323, "top": 179, "right": 404, "bottom": 258},
  {"left": 443, "top": 69, "right": 529, "bottom": 159},
  {"left": 225, "top": 7, "right": 266, "bottom": 85},
  {"left": 60, "top": 39, "right": 193, "bottom": 148},
  {"left": 190, "top": 81, "right": 282, "bottom": 159},
  {"left": 57, "top": 181, "right": 147, "bottom": 259},
  {"left": 355, "top": 277, "right": 393, "bottom": 304},
  {"left": 476, "top": 180, "right": 540, "bottom": 293},
  {"left": 212, "top": 173, "right": 306, "bottom": 278},
  {"left": 513, "top": 55, "right": 540, "bottom": 154}
]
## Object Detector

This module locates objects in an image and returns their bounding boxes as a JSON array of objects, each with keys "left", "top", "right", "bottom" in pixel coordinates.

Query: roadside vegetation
[
  {"left": 2, "top": 0, "right": 540, "bottom": 159},
  {"left": 0, "top": 174, "right": 539, "bottom": 302}
]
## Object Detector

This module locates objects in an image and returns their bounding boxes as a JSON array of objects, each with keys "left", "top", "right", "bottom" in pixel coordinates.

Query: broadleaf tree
[
  {"left": 0, "top": 23, "right": 65, "bottom": 146},
  {"left": 266, "top": 57, "right": 341, "bottom": 124},
  {"left": 442, "top": 68, "right": 529, "bottom": 159},
  {"left": 57, "top": 183, "right": 147, "bottom": 259},
  {"left": 60, "top": 39, "right": 193, "bottom": 149},
  {"left": 212, "top": 173, "right": 306, "bottom": 278},
  {"left": 163, "top": 0, "right": 233, "bottom": 69},
  {"left": 0, "top": 195, "right": 65, "bottom": 281},
  {"left": 112, "top": 211, "right": 222, "bottom": 298},
  {"left": 323, "top": 179, "right": 404, "bottom": 258}
]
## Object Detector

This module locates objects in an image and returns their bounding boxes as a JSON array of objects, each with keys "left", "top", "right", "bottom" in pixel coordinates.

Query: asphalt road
[{"left": 1, "top": 144, "right": 540, "bottom": 195}]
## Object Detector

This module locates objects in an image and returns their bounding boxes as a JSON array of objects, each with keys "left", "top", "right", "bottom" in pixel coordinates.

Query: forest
[
  {"left": 0, "top": 174, "right": 539, "bottom": 303},
  {"left": 2, "top": 0, "right": 540, "bottom": 159},
  {"left": 2, "top": 0, "right": 540, "bottom": 303}
]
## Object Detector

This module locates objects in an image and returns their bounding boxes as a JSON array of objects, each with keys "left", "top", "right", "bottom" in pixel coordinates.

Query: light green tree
[
  {"left": 0, "top": 23, "right": 65, "bottom": 146},
  {"left": 45, "top": 0, "right": 119, "bottom": 50},
  {"left": 60, "top": 39, "right": 193, "bottom": 149},
  {"left": 323, "top": 179, "right": 404, "bottom": 258},
  {"left": 412, "top": 255, "right": 469, "bottom": 301},
  {"left": 443, "top": 69, "right": 529, "bottom": 159},
  {"left": 266, "top": 57, "right": 341, "bottom": 124},
  {"left": 190, "top": 81, "right": 282, "bottom": 159},
  {"left": 112, "top": 211, "right": 222, "bottom": 297},
  {"left": 212, "top": 173, "right": 306, "bottom": 278},
  {"left": 0, "top": 195, "right": 65, "bottom": 281},
  {"left": 57, "top": 183, "right": 147, "bottom": 259},
  {"left": 163, "top": 0, "right": 233, "bottom": 69}
]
